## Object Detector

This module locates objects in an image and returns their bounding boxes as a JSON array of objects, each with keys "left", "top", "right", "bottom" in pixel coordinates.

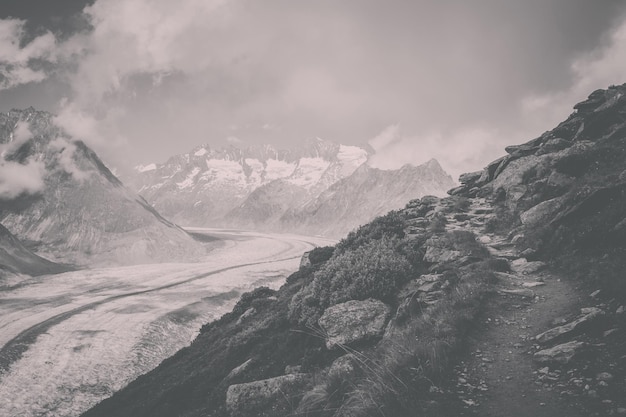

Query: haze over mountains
[
  {"left": 125, "top": 138, "right": 455, "bottom": 237},
  {"left": 0, "top": 106, "right": 454, "bottom": 276},
  {"left": 0, "top": 108, "right": 206, "bottom": 268}
]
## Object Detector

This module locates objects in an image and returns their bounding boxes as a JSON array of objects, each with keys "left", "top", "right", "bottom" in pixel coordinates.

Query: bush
[
  {"left": 308, "top": 246, "right": 335, "bottom": 265},
  {"left": 335, "top": 210, "right": 406, "bottom": 254},
  {"left": 289, "top": 236, "right": 412, "bottom": 327}
]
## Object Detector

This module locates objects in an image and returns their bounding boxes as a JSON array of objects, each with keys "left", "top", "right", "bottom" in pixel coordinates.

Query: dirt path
[
  {"left": 453, "top": 267, "right": 587, "bottom": 417},
  {"left": 443, "top": 199, "right": 588, "bottom": 416}
]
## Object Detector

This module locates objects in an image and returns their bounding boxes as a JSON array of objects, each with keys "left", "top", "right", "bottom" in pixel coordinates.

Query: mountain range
[{"left": 125, "top": 138, "right": 455, "bottom": 236}]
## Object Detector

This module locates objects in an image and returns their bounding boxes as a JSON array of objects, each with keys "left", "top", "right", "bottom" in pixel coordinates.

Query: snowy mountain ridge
[{"left": 125, "top": 138, "right": 455, "bottom": 235}]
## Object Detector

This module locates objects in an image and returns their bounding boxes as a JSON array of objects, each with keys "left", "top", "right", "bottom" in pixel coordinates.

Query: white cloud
[
  {"left": 49, "top": 137, "right": 91, "bottom": 181},
  {"left": 368, "top": 124, "right": 507, "bottom": 180},
  {"left": 521, "top": 20, "right": 626, "bottom": 133},
  {"left": 0, "top": 19, "right": 58, "bottom": 90},
  {"left": 0, "top": 159, "right": 45, "bottom": 200}
]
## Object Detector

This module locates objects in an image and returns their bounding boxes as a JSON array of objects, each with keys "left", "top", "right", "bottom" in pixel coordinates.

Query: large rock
[
  {"left": 510, "top": 258, "right": 546, "bottom": 275},
  {"left": 423, "top": 231, "right": 485, "bottom": 264},
  {"left": 534, "top": 341, "right": 586, "bottom": 364},
  {"left": 318, "top": 299, "right": 391, "bottom": 349},
  {"left": 226, "top": 373, "right": 309, "bottom": 416},
  {"left": 520, "top": 197, "right": 565, "bottom": 227},
  {"left": 535, "top": 307, "right": 604, "bottom": 344}
]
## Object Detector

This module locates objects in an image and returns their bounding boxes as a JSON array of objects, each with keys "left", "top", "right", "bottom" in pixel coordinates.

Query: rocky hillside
[
  {"left": 279, "top": 159, "right": 455, "bottom": 236},
  {"left": 125, "top": 138, "right": 455, "bottom": 235},
  {"left": 0, "top": 108, "right": 206, "bottom": 266},
  {"left": 81, "top": 85, "right": 626, "bottom": 417}
]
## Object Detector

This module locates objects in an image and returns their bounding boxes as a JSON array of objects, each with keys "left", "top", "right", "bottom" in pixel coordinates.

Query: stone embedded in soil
[
  {"left": 510, "top": 258, "right": 547, "bottom": 275},
  {"left": 535, "top": 307, "right": 604, "bottom": 344},
  {"left": 226, "top": 373, "right": 309, "bottom": 415},
  {"left": 499, "top": 288, "right": 536, "bottom": 298},
  {"left": 522, "top": 281, "right": 546, "bottom": 288},
  {"left": 534, "top": 341, "right": 586, "bottom": 365},
  {"left": 318, "top": 299, "right": 391, "bottom": 349}
]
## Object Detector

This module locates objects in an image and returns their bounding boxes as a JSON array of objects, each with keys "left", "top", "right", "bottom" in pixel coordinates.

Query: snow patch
[
  {"left": 204, "top": 159, "right": 245, "bottom": 182},
  {"left": 265, "top": 159, "right": 296, "bottom": 180},
  {"left": 288, "top": 157, "right": 331, "bottom": 188},
  {"left": 176, "top": 167, "right": 200, "bottom": 189},
  {"left": 194, "top": 148, "right": 208, "bottom": 157},
  {"left": 135, "top": 163, "right": 157, "bottom": 173}
]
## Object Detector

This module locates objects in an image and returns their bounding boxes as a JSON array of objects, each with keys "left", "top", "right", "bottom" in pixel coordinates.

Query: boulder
[
  {"left": 536, "top": 138, "right": 570, "bottom": 155},
  {"left": 535, "top": 307, "right": 604, "bottom": 344},
  {"left": 520, "top": 197, "right": 565, "bottom": 227},
  {"left": 459, "top": 171, "right": 482, "bottom": 185},
  {"left": 285, "top": 364, "right": 302, "bottom": 374},
  {"left": 226, "top": 373, "right": 309, "bottom": 416},
  {"left": 546, "top": 171, "right": 574, "bottom": 190},
  {"left": 424, "top": 231, "right": 485, "bottom": 264},
  {"left": 534, "top": 341, "right": 586, "bottom": 364},
  {"left": 319, "top": 299, "right": 391, "bottom": 349},
  {"left": 328, "top": 354, "right": 359, "bottom": 380},
  {"left": 511, "top": 258, "right": 546, "bottom": 275}
]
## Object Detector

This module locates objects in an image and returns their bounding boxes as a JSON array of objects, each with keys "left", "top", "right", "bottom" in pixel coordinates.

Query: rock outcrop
[
  {"left": 535, "top": 307, "right": 604, "bottom": 344},
  {"left": 534, "top": 341, "right": 587, "bottom": 365},
  {"left": 318, "top": 299, "right": 391, "bottom": 349},
  {"left": 226, "top": 373, "right": 309, "bottom": 416}
]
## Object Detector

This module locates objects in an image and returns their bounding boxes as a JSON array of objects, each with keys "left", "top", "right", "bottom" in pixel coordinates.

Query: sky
[{"left": 1, "top": 0, "right": 626, "bottom": 179}]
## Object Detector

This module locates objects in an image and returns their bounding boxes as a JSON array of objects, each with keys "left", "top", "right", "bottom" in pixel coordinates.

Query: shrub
[
  {"left": 308, "top": 246, "right": 335, "bottom": 265},
  {"left": 289, "top": 236, "right": 412, "bottom": 327},
  {"left": 335, "top": 210, "right": 406, "bottom": 254}
]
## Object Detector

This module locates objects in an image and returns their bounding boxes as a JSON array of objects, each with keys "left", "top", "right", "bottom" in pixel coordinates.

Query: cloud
[
  {"left": 521, "top": 19, "right": 626, "bottom": 134},
  {"left": 0, "top": 159, "right": 45, "bottom": 200},
  {"left": 49, "top": 137, "right": 91, "bottom": 181},
  {"left": 3, "top": 0, "right": 626, "bottom": 175},
  {"left": 368, "top": 124, "right": 400, "bottom": 152},
  {"left": 0, "top": 18, "right": 57, "bottom": 90},
  {"left": 367, "top": 125, "right": 506, "bottom": 180}
]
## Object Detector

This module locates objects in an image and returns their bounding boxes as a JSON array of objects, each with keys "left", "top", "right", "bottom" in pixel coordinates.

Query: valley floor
[{"left": 0, "top": 229, "right": 334, "bottom": 417}]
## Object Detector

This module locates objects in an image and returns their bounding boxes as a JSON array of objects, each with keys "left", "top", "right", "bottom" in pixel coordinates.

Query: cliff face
[
  {"left": 81, "top": 85, "right": 626, "bottom": 417},
  {"left": 0, "top": 108, "right": 206, "bottom": 266}
]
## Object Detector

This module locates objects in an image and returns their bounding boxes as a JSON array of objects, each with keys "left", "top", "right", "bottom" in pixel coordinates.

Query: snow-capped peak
[{"left": 135, "top": 163, "right": 157, "bottom": 173}]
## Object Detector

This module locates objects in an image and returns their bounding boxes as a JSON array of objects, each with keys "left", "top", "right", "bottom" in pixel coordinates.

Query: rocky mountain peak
[{"left": 0, "top": 108, "right": 205, "bottom": 266}]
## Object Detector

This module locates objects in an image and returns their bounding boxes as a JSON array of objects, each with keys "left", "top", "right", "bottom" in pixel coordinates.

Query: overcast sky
[{"left": 1, "top": 0, "right": 626, "bottom": 178}]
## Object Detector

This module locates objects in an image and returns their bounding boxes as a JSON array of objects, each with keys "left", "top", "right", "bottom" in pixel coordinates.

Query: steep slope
[
  {"left": 279, "top": 159, "right": 456, "bottom": 236},
  {"left": 125, "top": 139, "right": 369, "bottom": 226},
  {"left": 81, "top": 84, "right": 626, "bottom": 417},
  {"left": 0, "top": 108, "right": 206, "bottom": 266},
  {"left": 451, "top": 84, "right": 626, "bottom": 296},
  {"left": 0, "top": 223, "right": 70, "bottom": 277}
]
